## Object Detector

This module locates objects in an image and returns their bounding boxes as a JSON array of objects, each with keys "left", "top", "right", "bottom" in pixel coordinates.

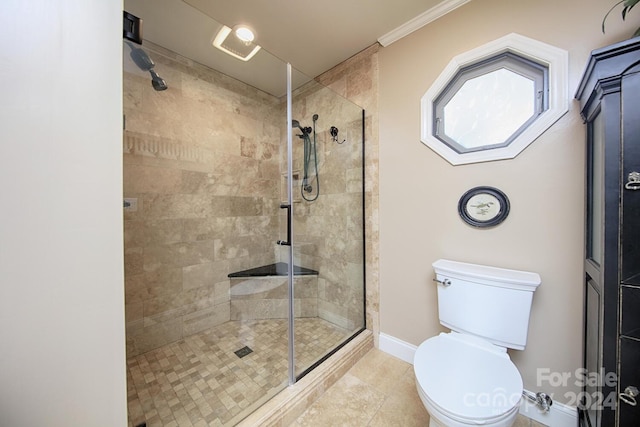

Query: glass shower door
[{"left": 287, "top": 67, "right": 366, "bottom": 379}]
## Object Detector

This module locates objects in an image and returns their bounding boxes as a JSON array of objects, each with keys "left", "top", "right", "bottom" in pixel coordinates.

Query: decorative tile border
[{"left": 123, "top": 131, "right": 212, "bottom": 164}]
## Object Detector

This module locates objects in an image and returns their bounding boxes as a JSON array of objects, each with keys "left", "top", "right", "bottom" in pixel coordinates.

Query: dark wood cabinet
[{"left": 575, "top": 37, "right": 640, "bottom": 427}]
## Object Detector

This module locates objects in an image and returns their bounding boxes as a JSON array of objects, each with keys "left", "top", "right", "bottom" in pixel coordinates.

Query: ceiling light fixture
[
  {"left": 234, "top": 25, "right": 255, "bottom": 44},
  {"left": 212, "top": 24, "right": 261, "bottom": 62}
]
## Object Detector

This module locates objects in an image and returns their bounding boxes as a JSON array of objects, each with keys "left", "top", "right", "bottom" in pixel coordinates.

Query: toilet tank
[{"left": 433, "top": 259, "right": 541, "bottom": 350}]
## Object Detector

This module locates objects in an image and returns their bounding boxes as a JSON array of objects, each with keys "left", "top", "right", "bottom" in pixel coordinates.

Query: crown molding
[{"left": 377, "top": 0, "right": 473, "bottom": 47}]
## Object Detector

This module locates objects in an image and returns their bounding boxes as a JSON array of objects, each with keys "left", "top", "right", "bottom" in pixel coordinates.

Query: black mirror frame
[{"left": 458, "top": 186, "right": 510, "bottom": 228}]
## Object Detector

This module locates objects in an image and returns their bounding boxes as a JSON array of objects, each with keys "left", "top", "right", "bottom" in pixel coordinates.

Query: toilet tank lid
[{"left": 433, "top": 259, "right": 541, "bottom": 290}]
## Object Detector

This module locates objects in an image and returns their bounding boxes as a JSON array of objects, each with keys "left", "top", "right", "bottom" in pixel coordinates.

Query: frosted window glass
[{"left": 443, "top": 68, "right": 535, "bottom": 149}]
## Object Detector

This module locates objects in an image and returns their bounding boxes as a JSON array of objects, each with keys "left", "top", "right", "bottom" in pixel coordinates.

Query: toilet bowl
[
  {"left": 414, "top": 259, "right": 541, "bottom": 427},
  {"left": 414, "top": 332, "right": 522, "bottom": 427}
]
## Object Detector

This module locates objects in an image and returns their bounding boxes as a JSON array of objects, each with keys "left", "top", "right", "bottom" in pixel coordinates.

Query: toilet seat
[{"left": 414, "top": 332, "right": 523, "bottom": 423}]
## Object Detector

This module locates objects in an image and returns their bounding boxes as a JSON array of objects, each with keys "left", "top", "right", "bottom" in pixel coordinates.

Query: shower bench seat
[{"left": 228, "top": 263, "right": 319, "bottom": 321}]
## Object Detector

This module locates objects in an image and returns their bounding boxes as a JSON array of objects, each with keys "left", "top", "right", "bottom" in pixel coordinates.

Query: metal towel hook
[{"left": 330, "top": 126, "right": 346, "bottom": 144}]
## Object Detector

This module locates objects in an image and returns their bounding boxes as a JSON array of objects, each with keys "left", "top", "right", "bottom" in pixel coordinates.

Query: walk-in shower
[{"left": 122, "top": 2, "right": 365, "bottom": 426}]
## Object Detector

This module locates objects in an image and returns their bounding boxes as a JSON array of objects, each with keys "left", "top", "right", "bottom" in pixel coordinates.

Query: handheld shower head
[{"left": 292, "top": 119, "right": 311, "bottom": 135}]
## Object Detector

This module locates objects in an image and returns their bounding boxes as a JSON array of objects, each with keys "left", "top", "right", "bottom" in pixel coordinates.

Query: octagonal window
[
  {"left": 421, "top": 33, "right": 569, "bottom": 165},
  {"left": 434, "top": 52, "right": 547, "bottom": 154}
]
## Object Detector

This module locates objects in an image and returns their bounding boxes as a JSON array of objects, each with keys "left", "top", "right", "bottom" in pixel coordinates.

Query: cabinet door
[
  {"left": 619, "top": 67, "right": 640, "bottom": 427},
  {"left": 585, "top": 94, "right": 620, "bottom": 427},
  {"left": 584, "top": 107, "right": 608, "bottom": 427},
  {"left": 621, "top": 67, "right": 640, "bottom": 285}
]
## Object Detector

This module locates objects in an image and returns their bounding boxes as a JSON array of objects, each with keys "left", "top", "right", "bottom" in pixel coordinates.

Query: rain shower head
[{"left": 127, "top": 42, "right": 168, "bottom": 91}]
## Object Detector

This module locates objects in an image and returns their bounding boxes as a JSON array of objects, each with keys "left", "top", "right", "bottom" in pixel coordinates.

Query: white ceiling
[{"left": 124, "top": 0, "right": 465, "bottom": 96}]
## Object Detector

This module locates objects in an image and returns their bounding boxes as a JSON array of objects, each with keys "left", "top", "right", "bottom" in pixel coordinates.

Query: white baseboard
[
  {"left": 519, "top": 397, "right": 577, "bottom": 427},
  {"left": 377, "top": 333, "right": 578, "bottom": 427},
  {"left": 378, "top": 332, "right": 417, "bottom": 364}
]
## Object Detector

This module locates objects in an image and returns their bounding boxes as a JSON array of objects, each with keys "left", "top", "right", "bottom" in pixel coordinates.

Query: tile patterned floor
[
  {"left": 127, "top": 318, "right": 350, "bottom": 427},
  {"left": 288, "top": 349, "right": 547, "bottom": 427},
  {"left": 129, "top": 327, "right": 548, "bottom": 427}
]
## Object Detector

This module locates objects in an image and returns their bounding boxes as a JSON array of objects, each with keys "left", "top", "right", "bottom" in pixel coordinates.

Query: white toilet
[{"left": 414, "top": 259, "right": 541, "bottom": 427}]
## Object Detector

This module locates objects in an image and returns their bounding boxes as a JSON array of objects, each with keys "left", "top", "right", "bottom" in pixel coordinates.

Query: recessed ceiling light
[
  {"left": 212, "top": 24, "right": 261, "bottom": 62},
  {"left": 234, "top": 25, "right": 255, "bottom": 44}
]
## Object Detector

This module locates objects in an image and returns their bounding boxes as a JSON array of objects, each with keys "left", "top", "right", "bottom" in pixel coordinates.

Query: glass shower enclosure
[
  {"left": 122, "top": 1, "right": 365, "bottom": 425},
  {"left": 288, "top": 72, "right": 366, "bottom": 379}
]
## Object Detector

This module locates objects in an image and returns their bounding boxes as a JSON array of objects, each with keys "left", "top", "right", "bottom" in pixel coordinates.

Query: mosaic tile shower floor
[{"left": 127, "top": 318, "right": 350, "bottom": 427}]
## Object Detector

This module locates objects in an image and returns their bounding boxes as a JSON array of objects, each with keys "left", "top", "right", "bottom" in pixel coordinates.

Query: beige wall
[
  {"left": 378, "top": 0, "right": 635, "bottom": 402},
  {"left": 0, "top": 1, "right": 127, "bottom": 425}
]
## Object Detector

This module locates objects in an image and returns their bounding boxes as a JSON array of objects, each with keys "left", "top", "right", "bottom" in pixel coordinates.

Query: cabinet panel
[
  {"left": 584, "top": 277, "right": 602, "bottom": 427},
  {"left": 621, "top": 70, "right": 640, "bottom": 286},
  {"left": 587, "top": 109, "right": 604, "bottom": 266},
  {"left": 621, "top": 286, "right": 640, "bottom": 339},
  {"left": 619, "top": 338, "right": 640, "bottom": 427}
]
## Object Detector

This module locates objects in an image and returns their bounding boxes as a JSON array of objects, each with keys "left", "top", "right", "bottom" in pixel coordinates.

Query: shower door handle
[{"left": 277, "top": 204, "right": 291, "bottom": 246}]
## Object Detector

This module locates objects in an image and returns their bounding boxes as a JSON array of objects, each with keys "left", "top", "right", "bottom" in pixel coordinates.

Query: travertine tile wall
[
  {"left": 230, "top": 276, "right": 319, "bottom": 320},
  {"left": 123, "top": 42, "right": 283, "bottom": 357}
]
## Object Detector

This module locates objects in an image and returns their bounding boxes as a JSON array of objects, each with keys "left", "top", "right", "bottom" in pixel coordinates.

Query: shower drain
[{"left": 234, "top": 346, "right": 253, "bottom": 358}]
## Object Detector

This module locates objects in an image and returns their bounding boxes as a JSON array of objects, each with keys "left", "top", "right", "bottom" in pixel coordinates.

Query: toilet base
[
  {"left": 426, "top": 403, "right": 519, "bottom": 427},
  {"left": 429, "top": 417, "right": 457, "bottom": 427},
  {"left": 427, "top": 411, "right": 519, "bottom": 427},
  {"left": 417, "top": 378, "right": 520, "bottom": 427}
]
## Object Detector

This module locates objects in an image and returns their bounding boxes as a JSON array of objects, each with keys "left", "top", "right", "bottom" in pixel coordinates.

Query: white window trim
[{"left": 420, "top": 33, "right": 569, "bottom": 165}]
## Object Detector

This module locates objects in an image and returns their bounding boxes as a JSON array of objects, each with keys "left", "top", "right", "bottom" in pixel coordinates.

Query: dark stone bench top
[{"left": 228, "top": 262, "right": 318, "bottom": 278}]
